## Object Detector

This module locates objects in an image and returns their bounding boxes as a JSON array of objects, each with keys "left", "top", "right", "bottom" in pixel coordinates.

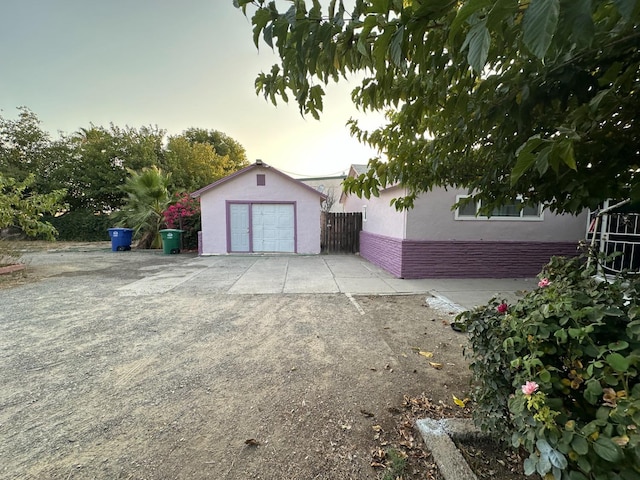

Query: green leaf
[
  {"left": 523, "top": 0, "right": 560, "bottom": 58},
  {"left": 263, "top": 22, "right": 274, "bottom": 49},
  {"left": 252, "top": 8, "right": 272, "bottom": 48},
  {"left": 552, "top": 138, "right": 577, "bottom": 171},
  {"left": 367, "top": 0, "right": 391, "bottom": 14},
  {"left": 511, "top": 137, "right": 545, "bottom": 185},
  {"left": 537, "top": 451, "right": 552, "bottom": 475},
  {"left": 465, "top": 18, "right": 490, "bottom": 73},
  {"left": 606, "top": 353, "right": 630, "bottom": 372},
  {"left": 608, "top": 340, "right": 629, "bottom": 351},
  {"left": 593, "top": 437, "right": 623, "bottom": 462},
  {"left": 584, "top": 380, "right": 603, "bottom": 405},
  {"left": 449, "top": 0, "right": 494, "bottom": 43},
  {"left": 614, "top": 0, "right": 637, "bottom": 18},
  {"left": 535, "top": 146, "right": 551, "bottom": 176},
  {"left": 569, "top": 471, "right": 589, "bottom": 480},
  {"left": 524, "top": 456, "right": 538, "bottom": 476},
  {"left": 537, "top": 438, "right": 553, "bottom": 454},
  {"left": 284, "top": 4, "right": 297, "bottom": 27},
  {"left": 627, "top": 320, "right": 640, "bottom": 337},
  {"left": 389, "top": 25, "right": 404, "bottom": 68},
  {"left": 576, "top": 454, "right": 592, "bottom": 473},
  {"left": 548, "top": 449, "right": 568, "bottom": 469},
  {"left": 539, "top": 369, "right": 552, "bottom": 383},
  {"left": 571, "top": 435, "right": 589, "bottom": 455},
  {"left": 603, "top": 306, "right": 624, "bottom": 317},
  {"left": 561, "top": 0, "right": 594, "bottom": 48},
  {"left": 554, "top": 328, "right": 568, "bottom": 342}
]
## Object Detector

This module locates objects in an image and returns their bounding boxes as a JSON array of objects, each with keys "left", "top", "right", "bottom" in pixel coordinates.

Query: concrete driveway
[
  {"left": 116, "top": 253, "right": 535, "bottom": 309},
  {"left": 21, "top": 246, "right": 536, "bottom": 308}
]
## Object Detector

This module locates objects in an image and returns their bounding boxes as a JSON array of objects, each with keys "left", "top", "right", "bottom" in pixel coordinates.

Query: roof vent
[{"left": 255, "top": 159, "right": 263, "bottom": 166}]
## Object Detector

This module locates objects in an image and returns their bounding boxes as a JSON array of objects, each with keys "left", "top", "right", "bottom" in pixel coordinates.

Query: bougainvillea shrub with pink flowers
[
  {"left": 163, "top": 193, "right": 201, "bottom": 250},
  {"left": 457, "top": 255, "right": 640, "bottom": 479}
]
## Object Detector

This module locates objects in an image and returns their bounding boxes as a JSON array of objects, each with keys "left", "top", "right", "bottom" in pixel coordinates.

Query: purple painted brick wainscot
[{"left": 360, "top": 231, "right": 580, "bottom": 279}]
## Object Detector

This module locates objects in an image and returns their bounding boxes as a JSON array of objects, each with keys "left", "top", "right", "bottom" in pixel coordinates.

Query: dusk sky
[{"left": 0, "top": 1, "right": 384, "bottom": 177}]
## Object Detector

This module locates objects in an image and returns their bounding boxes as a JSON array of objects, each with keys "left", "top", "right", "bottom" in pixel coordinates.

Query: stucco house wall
[
  {"left": 341, "top": 169, "right": 587, "bottom": 278},
  {"left": 404, "top": 187, "right": 586, "bottom": 242},
  {"left": 343, "top": 185, "right": 408, "bottom": 238},
  {"left": 192, "top": 163, "right": 325, "bottom": 255}
]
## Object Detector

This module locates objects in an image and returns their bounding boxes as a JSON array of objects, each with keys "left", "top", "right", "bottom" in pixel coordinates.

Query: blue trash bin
[{"left": 107, "top": 228, "right": 133, "bottom": 252}]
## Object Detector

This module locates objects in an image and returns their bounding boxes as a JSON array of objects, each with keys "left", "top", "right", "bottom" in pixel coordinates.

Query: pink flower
[
  {"left": 521, "top": 381, "right": 539, "bottom": 396},
  {"left": 538, "top": 278, "right": 551, "bottom": 288},
  {"left": 497, "top": 302, "right": 508, "bottom": 314}
]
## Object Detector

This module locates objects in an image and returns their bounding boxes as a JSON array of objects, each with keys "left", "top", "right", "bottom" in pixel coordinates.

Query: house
[
  {"left": 341, "top": 164, "right": 588, "bottom": 278},
  {"left": 297, "top": 174, "right": 346, "bottom": 212},
  {"left": 191, "top": 161, "right": 327, "bottom": 255}
]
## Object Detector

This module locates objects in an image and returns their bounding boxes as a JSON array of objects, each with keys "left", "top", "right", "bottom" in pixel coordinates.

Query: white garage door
[{"left": 252, "top": 204, "right": 295, "bottom": 253}]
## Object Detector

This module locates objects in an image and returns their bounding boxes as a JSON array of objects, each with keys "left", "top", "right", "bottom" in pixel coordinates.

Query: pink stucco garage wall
[{"left": 193, "top": 164, "right": 324, "bottom": 255}]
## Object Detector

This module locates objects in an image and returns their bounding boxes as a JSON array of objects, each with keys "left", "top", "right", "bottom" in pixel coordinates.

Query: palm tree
[{"left": 113, "top": 166, "right": 171, "bottom": 249}]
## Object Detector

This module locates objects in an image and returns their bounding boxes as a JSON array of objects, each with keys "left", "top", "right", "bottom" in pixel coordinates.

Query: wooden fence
[{"left": 321, "top": 212, "right": 362, "bottom": 253}]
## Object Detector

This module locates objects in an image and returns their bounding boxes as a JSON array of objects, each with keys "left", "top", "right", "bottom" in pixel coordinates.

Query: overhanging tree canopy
[{"left": 236, "top": 0, "right": 640, "bottom": 214}]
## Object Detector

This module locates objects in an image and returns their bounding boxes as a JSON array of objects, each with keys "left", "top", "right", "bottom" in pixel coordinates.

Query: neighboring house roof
[
  {"left": 350, "top": 164, "right": 369, "bottom": 176},
  {"left": 190, "top": 160, "right": 328, "bottom": 200},
  {"left": 341, "top": 163, "right": 377, "bottom": 203},
  {"left": 296, "top": 174, "right": 346, "bottom": 182},
  {"left": 297, "top": 175, "right": 345, "bottom": 194}
]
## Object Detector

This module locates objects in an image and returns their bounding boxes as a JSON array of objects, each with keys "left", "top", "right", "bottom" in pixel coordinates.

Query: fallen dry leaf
[
  {"left": 429, "top": 362, "right": 443, "bottom": 370},
  {"left": 360, "top": 409, "right": 374, "bottom": 418},
  {"left": 244, "top": 438, "right": 260, "bottom": 446},
  {"left": 453, "top": 395, "right": 470, "bottom": 408},
  {"left": 418, "top": 351, "right": 433, "bottom": 359}
]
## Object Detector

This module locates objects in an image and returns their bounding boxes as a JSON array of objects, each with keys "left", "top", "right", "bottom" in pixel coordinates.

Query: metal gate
[
  {"left": 588, "top": 210, "right": 640, "bottom": 274},
  {"left": 321, "top": 212, "right": 362, "bottom": 253}
]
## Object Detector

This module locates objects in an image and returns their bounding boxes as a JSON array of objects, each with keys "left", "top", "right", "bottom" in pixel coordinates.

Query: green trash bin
[{"left": 159, "top": 229, "right": 183, "bottom": 254}]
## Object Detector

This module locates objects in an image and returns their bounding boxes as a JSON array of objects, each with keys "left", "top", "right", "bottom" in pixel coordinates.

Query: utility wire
[{"left": 278, "top": 167, "right": 348, "bottom": 178}]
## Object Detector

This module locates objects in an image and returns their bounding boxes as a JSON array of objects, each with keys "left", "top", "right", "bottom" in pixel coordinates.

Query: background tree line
[{"left": 0, "top": 106, "right": 248, "bottom": 243}]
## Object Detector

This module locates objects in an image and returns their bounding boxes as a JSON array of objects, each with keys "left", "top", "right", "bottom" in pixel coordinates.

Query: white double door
[{"left": 229, "top": 203, "right": 295, "bottom": 253}]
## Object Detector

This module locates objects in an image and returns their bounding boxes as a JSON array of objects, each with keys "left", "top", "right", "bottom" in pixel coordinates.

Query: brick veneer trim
[{"left": 360, "top": 231, "right": 580, "bottom": 278}]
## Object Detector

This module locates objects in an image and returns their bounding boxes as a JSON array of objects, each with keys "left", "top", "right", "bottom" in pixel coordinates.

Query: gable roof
[
  {"left": 190, "top": 160, "right": 328, "bottom": 199},
  {"left": 340, "top": 163, "right": 372, "bottom": 203},
  {"left": 349, "top": 164, "right": 369, "bottom": 176}
]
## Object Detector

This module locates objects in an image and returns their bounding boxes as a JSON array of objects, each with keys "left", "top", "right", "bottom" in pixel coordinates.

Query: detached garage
[{"left": 191, "top": 161, "right": 327, "bottom": 255}]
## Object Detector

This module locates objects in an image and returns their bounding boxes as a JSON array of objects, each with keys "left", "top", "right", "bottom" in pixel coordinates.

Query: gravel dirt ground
[{"left": 0, "top": 243, "right": 473, "bottom": 479}]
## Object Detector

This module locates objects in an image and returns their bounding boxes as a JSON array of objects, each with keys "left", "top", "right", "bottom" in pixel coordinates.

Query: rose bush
[{"left": 457, "top": 255, "right": 640, "bottom": 479}]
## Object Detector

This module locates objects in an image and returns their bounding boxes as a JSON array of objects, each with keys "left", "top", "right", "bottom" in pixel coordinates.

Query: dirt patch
[
  {"left": 0, "top": 245, "right": 524, "bottom": 479},
  {"left": 455, "top": 438, "right": 541, "bottom": 480}
]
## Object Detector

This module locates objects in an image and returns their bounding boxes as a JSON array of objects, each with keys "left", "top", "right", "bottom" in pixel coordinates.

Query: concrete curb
[
  {"left": 415, "top": 418, "right": 481, "bottom": 480},
  {"left": 425, "top": 292, "right": 467, "bottom": 314}
]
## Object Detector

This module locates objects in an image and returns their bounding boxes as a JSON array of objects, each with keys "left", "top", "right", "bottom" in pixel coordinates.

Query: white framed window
[{"left": 455, "top": 195, "right": 544, "bottom": 221}]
